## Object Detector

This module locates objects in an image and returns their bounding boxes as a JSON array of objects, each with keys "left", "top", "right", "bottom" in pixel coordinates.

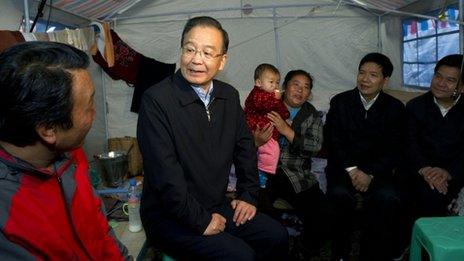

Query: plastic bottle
[{"left": 127, "top": 178, "right": 142, "bottom": 232}]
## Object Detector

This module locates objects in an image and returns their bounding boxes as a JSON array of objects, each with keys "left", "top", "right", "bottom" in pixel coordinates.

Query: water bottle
[{"left": 127, "top": 178, "right": 142, "bottom": 232}]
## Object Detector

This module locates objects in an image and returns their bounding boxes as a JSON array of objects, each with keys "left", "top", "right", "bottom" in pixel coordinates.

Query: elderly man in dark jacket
[{"left": 137, "top": 16, "right": 288, "bottom": 261}]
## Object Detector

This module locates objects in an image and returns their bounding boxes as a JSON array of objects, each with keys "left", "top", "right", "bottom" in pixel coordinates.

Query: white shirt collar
[
  {"left": 359, "top": 92, "right": 380, "bottom": 110},
  {"left": 433, "top": 95, "right": 461, "bottom": 117}
]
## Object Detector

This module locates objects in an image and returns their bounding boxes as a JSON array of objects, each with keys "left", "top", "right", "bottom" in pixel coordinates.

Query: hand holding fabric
[
  {"left": 420, "top": 167, "right": 451, "bottom": 194},
  {"left": 267, "top": 111, "right": 294, "bottom": 142},
  {"left": 231, "top": 199, "right": 256, "bottom": 226},
  {"left": 349, "top": 168, "right": 372, "bottom": 192},
  {"left": 253, "top": 123, "right": 273, "bottom": 147},
  {"left": 203, "top": 213, "right": 226, "bottom": 236}
]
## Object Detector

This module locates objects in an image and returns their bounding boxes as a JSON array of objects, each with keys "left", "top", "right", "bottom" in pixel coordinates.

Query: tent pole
[
  {"left": 460, "top": 0, "right": 463, "bottom": 54},
  {"left": 377, "top": 15, "right": 382, "bottom": 52},
  {"left": 273, "top": 8, "right": 281, "bottom": 72},
  {"left": 101, "top": 68, "right": 109, "bottom": 149},
  {"left": 23, "top": 0, "right": 30, "bottom": 32},
  {"left": 115, "top": 3, "right": 338, "bottom": 21}
]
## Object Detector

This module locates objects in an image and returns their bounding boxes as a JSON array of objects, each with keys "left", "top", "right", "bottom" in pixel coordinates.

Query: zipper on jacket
[
  {"left": 56, "top": 174, "right": 94, "bottom": 260},
  {"left": 206, "top": 98, "right": 215, "bottom": 122}
]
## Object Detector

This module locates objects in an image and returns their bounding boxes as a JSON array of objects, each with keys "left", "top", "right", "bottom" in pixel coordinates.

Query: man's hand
[
  {"left": 203, "top": 213, "right": 226, "bottom": 236},
  {"left": 420, "top": 167, "right": 451, "bottom": 194},
  {"left": 253, "top": 123, "right": 273, "bottom": 147},
  {"left": 231, "top": 199, "right": 257, "bottom": 226},
  {"left": 349, "top": 168, "right": 372, "bottom": 192}
]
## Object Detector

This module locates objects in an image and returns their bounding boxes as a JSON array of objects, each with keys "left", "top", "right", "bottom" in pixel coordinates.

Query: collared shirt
[
  {"left": 360, "top": 92, "right": 380, "bottom": 110},
  {"left": 191, "top": 82, "right": 214, "bottom": 107},
  {"left": 433, "top": 95, "right": 461, "bottom": 117}
]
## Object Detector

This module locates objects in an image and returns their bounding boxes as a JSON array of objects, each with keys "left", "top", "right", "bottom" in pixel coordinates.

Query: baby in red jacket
[{"left": 244, "top": 63, "right": 289, "bottom": 187}]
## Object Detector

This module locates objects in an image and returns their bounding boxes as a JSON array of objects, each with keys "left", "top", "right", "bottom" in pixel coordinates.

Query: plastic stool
[
  {"left": 409, "top": 216, "right": 464, "bottom": 261},
  {"left": 162, "top": 254, "right": 176, "bottom": 261}
]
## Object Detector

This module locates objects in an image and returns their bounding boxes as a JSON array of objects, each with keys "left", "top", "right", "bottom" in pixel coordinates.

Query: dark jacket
[
  {"left": 137, "top": 70, "right": 259, "bottom": 235},
  {"left": 325, "top": 88, "right": 406, "bottom": 185},
  {"left": 406, "top": 92, "right": 464, "bottom": 188},
  {"left": 0, "top": 147, "right": 129, "bottom": 260}
]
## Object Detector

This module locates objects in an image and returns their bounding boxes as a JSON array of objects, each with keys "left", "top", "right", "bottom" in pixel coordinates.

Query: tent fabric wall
[
  {"left": 104, "top": 3, "right": 404, "bottom": 137},
  {"left": 0, "top": 0, "right": 416, "bottom": 153}
]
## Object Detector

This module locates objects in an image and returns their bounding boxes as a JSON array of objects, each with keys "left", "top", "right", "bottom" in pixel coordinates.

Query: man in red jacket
[{"left": 0, "top": 41, "right": 130, "bottom": 260}]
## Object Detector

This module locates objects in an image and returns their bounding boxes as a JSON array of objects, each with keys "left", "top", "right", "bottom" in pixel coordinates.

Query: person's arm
[
  {"left": 137, "top": 93, "right": 211, "bottom": 234},
  {"left": 445, "top": 153, "right": 464, "bottom": 186},
  {"left": 233, "top": 94, "right": 260, "bottom": 206},
  {"left": 232, "top": 94, "right": 259, "bottom": 225},
  {"left": 252, "top": 123, "right": 273, "bottom": 147},
  {"left": 267, "top": 111, "right": 294, "bottom": 142},
  {"left": 0, "top": 230, "right": 36, "bottom": 260},
  {"left": 71, "top": 148, "right": 132, "bottom": 260},
  {"left": 406, "top": 101, "right": 429, "bottom": 174},
  {"left": 325, "top": 97, "right": 357, "bottom": 169}
]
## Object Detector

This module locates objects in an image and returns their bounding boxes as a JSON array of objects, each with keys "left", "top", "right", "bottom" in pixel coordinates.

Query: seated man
[
  {"left": 137, "top": 16, "right": 288, "bottom": 260},
  {"left": 406, "top": 54, "right": 464, "bottom": 217},
  {"left": 0, "top": 42, "right": 130, "bottom": 259},
  {"left": 324, "top": 53, "right": 406, "bottom": 260}
]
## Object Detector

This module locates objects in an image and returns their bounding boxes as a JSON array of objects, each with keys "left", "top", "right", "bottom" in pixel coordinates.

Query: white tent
[{"left": 1, "top": 0, "right": 461, "bottom": 158}]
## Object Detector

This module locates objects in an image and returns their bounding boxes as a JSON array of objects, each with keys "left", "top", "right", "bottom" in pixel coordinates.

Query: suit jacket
[
  {"left": 406, "top": 92, "right": 464, "bottom": 189},
  {"left": 324, "top": 88, "right": 406, "bottom": 186}
]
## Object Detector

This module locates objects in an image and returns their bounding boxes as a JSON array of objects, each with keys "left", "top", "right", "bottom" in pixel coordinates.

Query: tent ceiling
[
  {"left": 348, "top": 0, "right": 419, "bottom": 12},
  {"left": 44, "top": 0, "right": 422, "bottom": 21},
  {"left": 47, "top": 0, "right": 144, "bottom": 20}
]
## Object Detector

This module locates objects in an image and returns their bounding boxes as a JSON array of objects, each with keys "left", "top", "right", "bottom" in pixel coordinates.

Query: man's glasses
[{"left": 181, "top": 45, "right": 223, "bottom": 61}]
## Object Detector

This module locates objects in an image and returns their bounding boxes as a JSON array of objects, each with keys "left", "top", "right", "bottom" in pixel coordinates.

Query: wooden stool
[{"left": 409, "top": 216, "right": 464, "bottom": 261}]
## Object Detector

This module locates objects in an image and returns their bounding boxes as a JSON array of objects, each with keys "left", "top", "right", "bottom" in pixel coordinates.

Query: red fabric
[
  {"left": 2, "top": 148, "right": 125, "bottom": 260},
  {"left": 92, "top": 30, "right": 142, "bottom": 85},
  {"left": 244, "top": 86, "right": 289, "bottom": 140},
  {"left": 410, "top": 20, "right": 417, "bottom": 35}
]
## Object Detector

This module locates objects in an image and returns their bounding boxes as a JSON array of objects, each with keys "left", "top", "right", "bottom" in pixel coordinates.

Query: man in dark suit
[
  {"left": 406, "top": 54, "right": 464, "bottom": 218},
  {"left": 325, "top": 53, "right": 406, "bottom": 261}
]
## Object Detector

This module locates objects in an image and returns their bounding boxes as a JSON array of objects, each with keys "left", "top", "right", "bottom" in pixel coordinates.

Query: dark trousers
[
  {"left": 143, "top": 202, "right": 289, "bottom": 261},
  {"left": 327, "top": 180, "right": 401, "bottom": 261},
  {"left": 416, "top": 178, "right": 461, "bottom": 217},
  {"left": 268, "top": 170, "right": 329, "bottom": 253}
]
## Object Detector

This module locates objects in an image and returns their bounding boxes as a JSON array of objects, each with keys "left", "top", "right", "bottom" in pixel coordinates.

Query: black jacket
[
  {"left": 406, "top": 91, "right": 464, "bottom": 187},
  {"left": 137, "top": 70, "right": 259, "bottom": 234},
  {"left": 324, "top": 88, "right": 406, "bottom": 185}
]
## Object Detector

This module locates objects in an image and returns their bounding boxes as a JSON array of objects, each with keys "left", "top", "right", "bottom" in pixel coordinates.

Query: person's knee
[
  {"left": 328, "top": 185, "right": 350, "bottom": 198},
  {"left": 327, "top": 185, "right": 354, "bottom": 208},
  {"left": 258, "top": 215, "right": 289, "bottom": 259},
  {"left": 372, "top": 188, "right": 400, "bottom": 207},
  {"left": 256, "top": 214, "right": 288, "bottom": 246},
  {"left": 224, "top": 245, "right": 255, "bottom": 261},
  {"left": 270, "top": 220, "right": 289, "bottom": 246}
]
